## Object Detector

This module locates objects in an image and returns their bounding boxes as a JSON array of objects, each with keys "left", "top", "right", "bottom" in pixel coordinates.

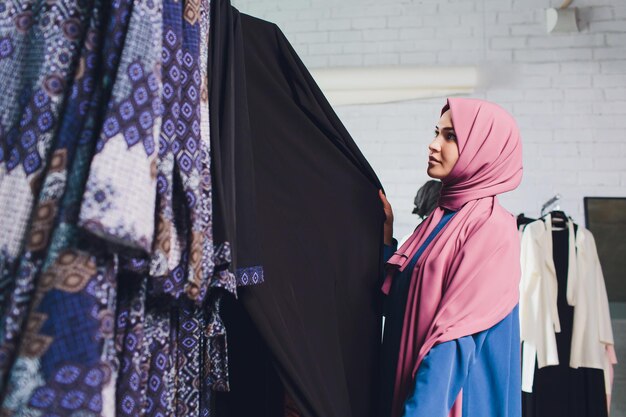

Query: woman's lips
[{"left": 428, "top": 156, "right": 440, "bottom": 164}]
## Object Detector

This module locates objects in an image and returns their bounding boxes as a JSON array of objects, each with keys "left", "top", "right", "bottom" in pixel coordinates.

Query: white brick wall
[{"left": 231, "top": 0, "right": 626, "bottom": 243}]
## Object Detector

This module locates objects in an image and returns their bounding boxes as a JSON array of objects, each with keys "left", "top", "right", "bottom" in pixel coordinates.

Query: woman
[{"left": 378, "top": 98, "right": 523, "bottom": 417}]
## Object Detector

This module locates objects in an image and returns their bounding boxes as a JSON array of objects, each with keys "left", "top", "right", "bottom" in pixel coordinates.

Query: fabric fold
[
  {"left": 215, "top": 8, "right": 385, "bottom": 417},
  {"left": 0, "top": 2, "right": 234, "bottom": 416}
]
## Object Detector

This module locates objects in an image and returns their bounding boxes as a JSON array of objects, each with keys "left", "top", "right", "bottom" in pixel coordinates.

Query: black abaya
[{"left": 211, "top": 4, "right": 385, "bottom": 417}]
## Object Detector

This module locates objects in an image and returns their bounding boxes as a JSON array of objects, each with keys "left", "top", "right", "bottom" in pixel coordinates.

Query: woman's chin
[{"left": 427, "top": 168, "right": 443, "bottom": 180}]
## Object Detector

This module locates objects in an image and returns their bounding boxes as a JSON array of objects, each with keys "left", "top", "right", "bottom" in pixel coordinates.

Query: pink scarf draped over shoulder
[{"left": 382, "top": 98, "right": 523, "bottom": 417}]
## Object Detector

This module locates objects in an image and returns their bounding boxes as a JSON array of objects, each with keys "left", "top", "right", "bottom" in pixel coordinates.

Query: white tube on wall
[{"left": 310, "top": 66, "right": 479, "bottom": 106}]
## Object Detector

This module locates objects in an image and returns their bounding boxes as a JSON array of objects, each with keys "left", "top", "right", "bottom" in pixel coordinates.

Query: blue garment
[
  {"left": 380, "top": 211, "right": 457, "bottom": 417},
  {"left": 402, "top": 306, "right": 521, "bottom": 417}
]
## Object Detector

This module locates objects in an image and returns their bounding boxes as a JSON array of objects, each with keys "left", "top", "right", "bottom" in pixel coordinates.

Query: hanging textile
[
  {"left": 208, "top": 0, "right": 263, "bottom": 286},
  {"left": 412, "top": 180, "right": 442, "bottom": 219},
  {"left": 210, "top": 4, "right": 385, "bottom": 417},
  {"left": 520, "top": 214, "right": 617, "bottom": 417},
  {"left": 0, "top": 1, "right": 239, "bottom": 415},
  {"left": 517, "top": 214, "right": 536, "bottom": 229}
]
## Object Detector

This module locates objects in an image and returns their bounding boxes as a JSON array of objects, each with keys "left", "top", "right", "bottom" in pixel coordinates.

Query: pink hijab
[{"left": 382, "top": 98, "right": 523, "bottom": 417}]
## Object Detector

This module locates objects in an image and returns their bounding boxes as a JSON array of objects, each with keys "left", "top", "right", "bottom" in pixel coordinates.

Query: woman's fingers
[
  {"left": 379, "top": 190, "right": 393, "bottom": 222},
  {"left": 380, "top": 190, "right": 394, "bottom": 244},
  {"left": 379, "top": 189, "right": 390, "bottom": 208}
]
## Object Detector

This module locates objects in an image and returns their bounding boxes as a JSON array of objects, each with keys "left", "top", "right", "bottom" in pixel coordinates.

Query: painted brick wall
[{"left": 232, "top": 0, "right": 626, "bottom": 241}]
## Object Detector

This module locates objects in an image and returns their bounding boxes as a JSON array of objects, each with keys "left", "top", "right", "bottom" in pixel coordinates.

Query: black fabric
[
  {"left": 380, "top": 247, "right": 416, "bottom": 417},
  {"left": 216, "top": 294, "right": 284, "bottom": 417},
  {"left": 213, "top": 5, "right": 385, "bottom": 417},
  {"left": 412, "top": 180, "right": 442, "bottom": 218},
  {"left": 522, "top": 225, "right": 608, "bottom": 417},
  {"left": 517, "top": 213, "right": 536, "bottom": 229},
  {"left": 209, "top": 0, "right": 261, "bottom": 275}
]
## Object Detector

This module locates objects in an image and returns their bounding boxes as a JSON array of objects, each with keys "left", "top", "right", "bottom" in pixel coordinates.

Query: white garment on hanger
[{"left": 519, "top": 214, "right": 617, "bottom": 396}]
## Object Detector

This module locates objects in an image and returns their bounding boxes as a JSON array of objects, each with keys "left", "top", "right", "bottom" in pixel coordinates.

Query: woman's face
[{"left": 427, "top": 109, "right": 459, "bottom": 180}]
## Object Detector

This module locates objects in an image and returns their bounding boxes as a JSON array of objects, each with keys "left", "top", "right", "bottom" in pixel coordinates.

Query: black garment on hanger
[
  {"left": 412, "top": 180, "right": 442, "bottom": 218},
  {"left": 522, "top": 220, "right": 608, "bottom": 417},
  {"left": 213, "top": 4, "right": 385, "bottom": 417},
  {"left": 517, "top": 213, "right": 536, "bottom": 229},
  {"left": 549, "top": 210, "right": 568, "bottom": 226}
]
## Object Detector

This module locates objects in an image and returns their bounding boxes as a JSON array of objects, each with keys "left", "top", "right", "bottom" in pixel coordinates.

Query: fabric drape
[
  {"left": 208, "top": 0, "right": 263, "bottom": 285},
  {"left": 380, "top": 211, "right": 457, "bottom": 417},
  {"left": 213, "top": 7, "right": 385, "bottom": 417},
  {"left": 0, "top": 2, "right": 237, "bottom": 416}
]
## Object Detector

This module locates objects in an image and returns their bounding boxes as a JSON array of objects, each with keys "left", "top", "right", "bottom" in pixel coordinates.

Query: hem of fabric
[{"left": 236, "top": 265, "right": 264, "bottom": 286}]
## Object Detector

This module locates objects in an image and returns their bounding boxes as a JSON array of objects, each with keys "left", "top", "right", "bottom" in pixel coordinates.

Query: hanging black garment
[
  {"left": 412, "top": 180, "right": 442, "bottom": 218},
  {"left": 522, "top": 224, "right": 608, "bottom": 417},
  {"left": 517, "top": 213, "right": 536, "bottom": 229},
  {"left": 211, "top": 3, "right": 385, "bottom": 417},
  {"left": 209, "top": 0, "right": 263, "bottom": 283}
]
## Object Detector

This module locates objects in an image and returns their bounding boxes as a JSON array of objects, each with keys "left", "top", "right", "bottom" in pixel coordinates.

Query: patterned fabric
[
  {"left": 236, "top": 266, "right": 264, "bottom": 287},
  {"left": 0, "top": 1, "right": 236, "bottom": 415}
]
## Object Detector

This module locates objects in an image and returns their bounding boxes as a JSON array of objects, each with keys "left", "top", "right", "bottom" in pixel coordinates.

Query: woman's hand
[{"left": 379, "top": 190, "right": 394, "bottom": 245}]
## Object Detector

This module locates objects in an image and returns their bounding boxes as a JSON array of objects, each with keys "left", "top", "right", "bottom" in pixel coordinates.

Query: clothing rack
[{"left": 540, "top": 194, "right": 561, "bottom": 216}]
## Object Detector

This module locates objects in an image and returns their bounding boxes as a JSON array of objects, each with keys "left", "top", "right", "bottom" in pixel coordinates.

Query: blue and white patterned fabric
[{"left": 0, "top": 1, "right": 236, "bottom": 415}]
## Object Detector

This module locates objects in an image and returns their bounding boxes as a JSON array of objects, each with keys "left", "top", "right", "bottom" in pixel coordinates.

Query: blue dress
[{"left": 381, "top": 212, "right": 521, "bottom": 417}]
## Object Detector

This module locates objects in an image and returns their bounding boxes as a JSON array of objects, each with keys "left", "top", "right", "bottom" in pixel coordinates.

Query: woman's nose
[{"left": 428, "top": 139, "right": 440, "bottom": 153}]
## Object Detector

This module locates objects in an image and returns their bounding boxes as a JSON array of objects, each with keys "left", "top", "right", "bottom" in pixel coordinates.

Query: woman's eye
[
  {"left": 434, "top": 130, "right": 439, "bottom": 137},
  {"left": 447, "top": 133, "right": 457, "bottom": 141}
]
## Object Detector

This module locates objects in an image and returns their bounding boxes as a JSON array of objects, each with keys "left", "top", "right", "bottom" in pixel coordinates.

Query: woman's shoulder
[
  {"left": 471, "top": 197, "right": 517, "bottom": 230},
  {"left": 455, "top": 198, "right": 518, "bottom": 245},
  {"left": 491, "top": 201, "right": 517, "bottom": 224}
]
